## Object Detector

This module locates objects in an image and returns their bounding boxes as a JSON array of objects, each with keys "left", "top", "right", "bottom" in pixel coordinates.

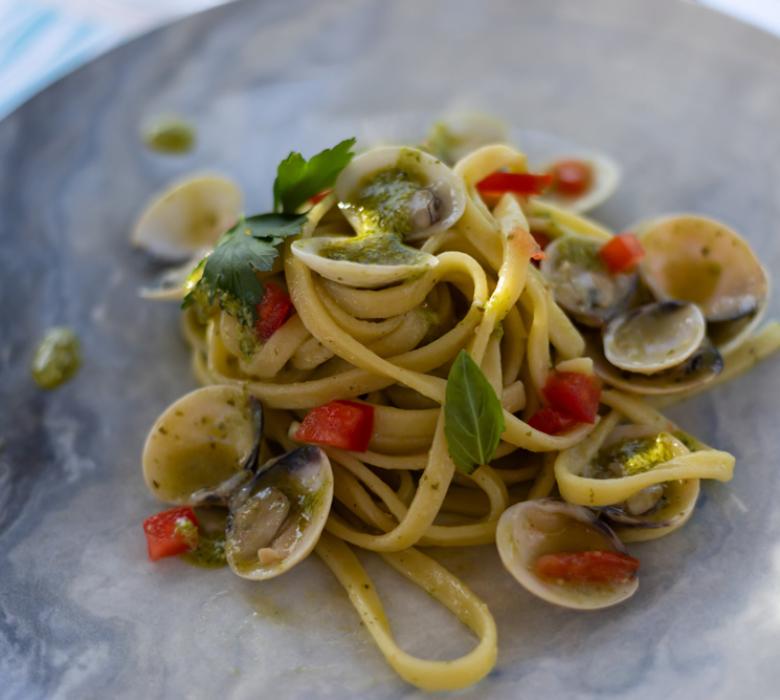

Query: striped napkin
[{"left": 0, "top": 0, "right": 224, "bottom": 117}]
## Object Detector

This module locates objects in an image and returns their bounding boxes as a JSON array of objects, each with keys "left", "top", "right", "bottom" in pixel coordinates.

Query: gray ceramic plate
[{"left": 2, "top": 1, "right": 779, "bottom": 698}]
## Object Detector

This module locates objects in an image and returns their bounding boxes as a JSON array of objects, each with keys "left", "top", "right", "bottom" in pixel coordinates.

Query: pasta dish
[{"left": 133, "top": 121, "right": 779, "bottom": 691}]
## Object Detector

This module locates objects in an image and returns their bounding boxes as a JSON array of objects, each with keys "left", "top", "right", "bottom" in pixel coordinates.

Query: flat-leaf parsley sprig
[
  {"left": 183, "top": 213, "right": 306, "bottom": 325},
  {"left": 274, "top": 138, "right": 356, "bottom": 213},
  {"left": 184, "top": 138, "right": 357, "bottom": 325}
]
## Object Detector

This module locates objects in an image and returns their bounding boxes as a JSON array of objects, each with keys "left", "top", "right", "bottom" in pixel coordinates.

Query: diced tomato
[
  {"left": 255, "top": 282, "right": 293, "bottom": 341},
  {"left": 476, "top": 171, "right": 553, "bottom": 197},
  {"left": 542, "top": 371, "right": 601, "bottom": 424},
  {"left": 535, "top": 550, "right": 640, "bottom": 584},
  {"left": 599, "top": 233, "right": 645, "bottom": 274},
  {"left": 309, "top": 189, "right": 332, "bottom": 205},
  {"left": 293, "top": 400, "right": 374, "bottom": 452},
  {"left": 143, "top": 507, "right": 199, "bottom": 562},
  {"left": 548, "top": 159, "right": 593, "bottom": 198},
  {"left": 528, "top": 406, "right": 577, "bottom": 435}
]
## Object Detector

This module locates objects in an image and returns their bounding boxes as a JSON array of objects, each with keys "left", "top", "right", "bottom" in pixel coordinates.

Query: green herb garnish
[
  {"left": 183, "top": 139, "right": 356, "bottom": 324},
  {"left": 184, "top": 213, "right": 306, "bottom": 325},
  {"left": 273, "top": 138, "right": 356, "bottom": 213},
  {"left": 444, "top": 350, "right": 505, "bottom": 474}
]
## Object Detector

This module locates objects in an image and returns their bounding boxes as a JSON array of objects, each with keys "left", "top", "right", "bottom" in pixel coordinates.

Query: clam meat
[
  {"left": 335, "top": 146, "right": 467, "bottom": 241},
  {"left": 226, "top": 445, "right": 333, "bottom": 580},
  {"left": 540, "top": 235, "right": 637, "bottom": 327},
  {"left": 586, "top": 428, "right": 699, "bottom": 541}
]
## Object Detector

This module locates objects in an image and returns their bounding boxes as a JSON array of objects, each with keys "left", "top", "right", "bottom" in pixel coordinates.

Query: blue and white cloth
[{"left": 0, "top": 0, "right": 224, "bottom": 118}]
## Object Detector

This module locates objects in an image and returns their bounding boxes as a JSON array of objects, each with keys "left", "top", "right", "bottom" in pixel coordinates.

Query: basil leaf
[
  {"left": 273, "top": 138, "right": 356, "bottom": 213},
  {"left": 444, "top": 350, "right": 505, "bottom": 474}
]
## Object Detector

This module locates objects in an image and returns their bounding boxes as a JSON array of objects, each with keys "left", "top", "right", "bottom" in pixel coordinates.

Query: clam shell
[
  {"left": 603, "top": 479, "right": 700, "bottom": 543},
  {"left": 496, "top": 499, "right": 638, "bottom": 610},
  {"left": 603, "top": 301, "right": 706, "bottom": 375},
  {"left": 588, "top": 334, "right": 723, "bottom": 395},
  {"left": 138, "top": 253, "right": 205, "bottom": 301},
  {"left": 142, "top": 386, "right": 258, "bottom": 505},
  {"left": 638, "top": 214, "right": 769, "bottom": 323},
  {"left": 226, "top": 446, "right": 333, "bottom": 581},
  {"left": 540, "top": 235, "right": 637, "bottom": 327},
  {"left": 537, "top": 153, "right": 620, "bottom": 213},
  {"left": 132, "top": 173, "right": 242, "bottom": 261},
  {"left": 586, "top": 427, "right": 699, "bottom": 541},
  {"left": 291, "top": 233, "right": 437, "bottom": 288},
  {"left": 335, "top": 146, "right": 466, "bottom": 241},
  {"left": 707, "top": 292, "right": 770, "bottom": 354},
  {"left": 424, "top": 112, "right": 509, "bottom": 165}
]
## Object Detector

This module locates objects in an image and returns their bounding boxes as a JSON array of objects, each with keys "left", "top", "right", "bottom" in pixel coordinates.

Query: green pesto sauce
[
  {"left": 174, "top": 517, "right": 199, "bottom": 547},
  {"left": 31, "top": 327, "right": 81, "bottom": 389},
  {"left": 673, "top": 430, "right": 705, "bottom": 452},
  {"left": 143, "top": 118, "right": 196, "bottom": 154},
  {"left": 181, "top": 532, "right": 227, "bottom": 568},
  {"left": 590, "top": 432, "right": 683, "bottom": 478},
  {"left": 554, "top": 236, "right": 604, "bottom": 272},
  {"left": 318, "top": 232, "right": 428, "bottom": 266},
  {"left": 346, "top": 150, "right": 428, "bottom": 236}
]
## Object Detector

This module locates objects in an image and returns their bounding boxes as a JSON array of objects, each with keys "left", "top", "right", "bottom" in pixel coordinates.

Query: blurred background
[{"left": 0, "top": 0, "right": 778, "bottom": 119}]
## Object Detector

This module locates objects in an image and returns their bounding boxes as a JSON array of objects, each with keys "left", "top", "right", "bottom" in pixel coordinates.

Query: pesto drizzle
[
  {"left": 589, "top": 432, "right": 683, "bottom": 479},
  {"left": 143, "top": 118, "right": 196, "bottom": 154},
  {"left": 31, "top": 327, "right": 81, "bottom": 389}
]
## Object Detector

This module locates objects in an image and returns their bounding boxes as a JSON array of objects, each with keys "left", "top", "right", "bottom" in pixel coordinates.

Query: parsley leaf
[
  {"left": 444, "top": 350, "right": 505, "bottom": 474},
  {"left": 273, "top": 138, "right": 357, "bottom": 213},
  {"left": 183, "top": 213, "right": 306, "bottom": 324}
]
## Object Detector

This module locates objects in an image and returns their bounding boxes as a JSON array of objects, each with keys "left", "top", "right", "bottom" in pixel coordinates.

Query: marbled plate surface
[{"left": 1, "top": 1, "right": 779, "bottom": 698}]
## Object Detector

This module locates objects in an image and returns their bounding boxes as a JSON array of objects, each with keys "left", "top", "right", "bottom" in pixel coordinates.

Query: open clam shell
[
  {"left": 423, "top": 112, "right": 510, "bottom": 165},
  {"left": 291, "top": 233, "right": 437, "bottom": 288},
  {"left": 335, "top": 146, "right": 466, "bottom": 241},
  {"left": 537, "top": 152, "right": 620, "bottom": 213},
  {"left": 496, "top": 499, "right": 638, "bottom": 610},
  {"left": 601, "top": 479, "right": 700, "bottom": 543},
  {"left": 138, "top": 254, "right": 206, "bottom": 301},
  {"left": 589, "top": 333, "right": 723, "bottom": 395},
  {"left": 132, "top": 173, "right": 242, "bottom": 262},
  {"left": 586, "top": 426, "right": 699, "bottom": 542},
  {"left": 603, "top": 301, "right": 706, "bottom": 375},
  {"left": 638, "top": 214, "right": 769, "bottom": 323},
  {"left": 142, "top": 386, "right": 261, "bottom": 505},
  {"left": 226, "top": 445, "right": 333, "bottom": 581},
  {"left": 540, "top": 235, "right": 637, "bottom": 327}
]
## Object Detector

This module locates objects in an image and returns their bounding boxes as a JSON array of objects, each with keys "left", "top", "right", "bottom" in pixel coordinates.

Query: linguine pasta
[{"left": 138, "top": 136, "right": 779, "bottom": 691}]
